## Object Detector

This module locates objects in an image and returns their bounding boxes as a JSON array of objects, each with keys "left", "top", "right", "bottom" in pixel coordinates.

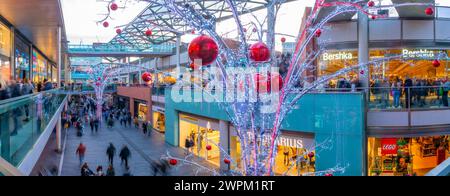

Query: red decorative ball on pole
[
  {"left": 425, "top": 7, "right": 434, "bottom": 16},
  {"left": 281, "top": 37, "right": 286, "bottom": 43},
  {"left": 367, "top": 1, "right": 375, "bottom": 7},
  {"left": 188, "top": 35, "right": 219, "bottom": 66},
  {"left": 206, "top": 145, "right": 212, "bottom": 151},
  {"left": 110, "top": 3, "right": 118, "bottom": 11},
  {"left": 308, "top": 152, "right": 315, "bottom": 158},
  {"left": 315, "top": 29, "right": 322, "bottom": 37},
  {"left": 249, "top": 42, "right": 270, "bottom": 62},
  {"left": 243, "top": 28, "right": 247, "bottom": 32},
  {"left": 145, "top": 30, "right": 152, "bottom": 36},
  {"left": 103, "top": 21, "right": 109, "bottom": 28},
  {"left": 116, "top": 29, "right": 122, "bottom": 34},
  {"left": 371, "top": 15, "right": 377, "bottom": 20},
  {"left": 433, "top": 60, "right": 441, "bottom": 68},
  {"left": 169, "top": 159, "right": 178, "bottom": 166},
  {"left": 142, "top": 72, "right": 152, "bottom": 83}
]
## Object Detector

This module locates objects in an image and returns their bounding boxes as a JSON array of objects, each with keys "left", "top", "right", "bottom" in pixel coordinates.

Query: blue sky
[{"left": 61, "top": 0, "right": 315, "bottom": 48}]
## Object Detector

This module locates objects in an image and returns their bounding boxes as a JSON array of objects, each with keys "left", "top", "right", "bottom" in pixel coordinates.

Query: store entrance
[{"left": 179, "top": 114, "right": 220, "bottom": 166}]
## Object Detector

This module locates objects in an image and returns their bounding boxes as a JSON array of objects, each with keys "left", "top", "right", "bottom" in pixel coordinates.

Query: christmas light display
[{"left": 97, "top": 0, "right": 445, "bottom": 176}]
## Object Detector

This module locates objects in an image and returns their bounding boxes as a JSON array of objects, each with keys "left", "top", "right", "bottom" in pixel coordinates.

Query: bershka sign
[
  {"left": 322, "top": 51, "right": 354, "bottom": 61},
  {"left": 402, "top": 49, "right": 435, "bottom": 59},
  {"left": 381, "top": 138, "right": 398, "bottom": 155}
]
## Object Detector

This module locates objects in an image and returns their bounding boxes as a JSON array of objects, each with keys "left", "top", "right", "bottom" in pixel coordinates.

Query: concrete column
[
  {"left": 267, "top": 3, "right": 276, "bottom": 58},
  {"left": 56, "top": 116, "right": 62, "bottom": 152},
  {"left": 358, "top": 12, "right": 370, "bottom": 89},
  {"left": 57, "top": 26, "right": 62, "bottom": 87},
  {"left": 219, "top": 120, "right": 229, "bottom": 171},
  {"left": 130, "top": 97, "right": 135, "bottom": 117},
  {"left": 176, "top": 35, "right": 181, "bottom": 78}
]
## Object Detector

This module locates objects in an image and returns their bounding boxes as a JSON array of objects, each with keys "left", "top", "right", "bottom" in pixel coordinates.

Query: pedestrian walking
[
  {"left": 94, "top": 117, "right": 99, "bottom": 133},
  {"left": 142, "top": 121, "right": 148, "bottom": 135},
  {"left": 89, "top": 118, "right": 94, "bottom": 133},
  {"left": 106, "top": 165, "right": 115, "bottom": 176},
  {"left": 76, "top": 143, "right": 86, "bottom": 166},
  {"left": 119, "top": 145, "right": 131, "bottom": 168},
  {"left": 81, "top": 163, "right": 94, "bottom": 176},
  {"left": 106, "top": 143, "right": 116, "bottom": 165}
]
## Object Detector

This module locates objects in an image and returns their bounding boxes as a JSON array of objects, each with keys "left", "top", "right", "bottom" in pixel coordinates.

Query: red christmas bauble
[
  {"left": 191, "top": 29, "right": 196, "bottom": 34},
  {"left": 425, "top": 7, "right": 434, "bottom": 16},
  {"left": 252, "top": 28, "right": 257, "bottom": 33},
  {"left": 116, "top": 29, "right": 122, "bottom": 34},
  {"left": 371, "top": 15, "right": 377, "bottom": 20},
  {"left": 360, "top": 70, "right": 365, "bottom": 75},
  {"left": 142, "top": 72, "right": 152, "bottom": 82},
  {"left": 367, "top": 1, "right": 375, "bottom": 7},
  {"left": 433, "top": 60, "right": 441, "bottom": 68},
  {"left": 98, "top": 77, "right": 101, "bottom": 81},
  {"left": 243, "top": 28, "right": 247, "bottom": 32},
  {"left": 308, "top": 152, "right": 315, "bottom": 158},
  {"left": 103, "top": 21, "right": 109, "bottom": 28},
  {"left": 315, "top": 29, "right": 322, "bottom": 37},
  {"left": 224, "top": 159, "right": 231, "bottom": 164},
  {"left": 249, "top": 42, "right": 270, "bottom": 62},
  {"left": 169, "top": 159, "right": 178, "bottom": 166},
  {"left": 110, "top": 3, "right": 118, "bottom": 11},
  {"left": 188, "top": 35, "right": 219, "bottom": 66},
  {"left": 254, "top": 72, "right": 283, "bottom": 93},
  {"left": 96, "top": 82, "right": 101, "bottom": 87},
  {"left": 281, "top": 37, "right": 286, "bottom": 43},
  {"left": 206, "top": 145, "right": 212, "bottom": 151},
  {"left": 325, "top": 173, "right": 333, "bottom": 176},
  {"left": 145, "top": 30, "right": 152, "bottom": 36}
]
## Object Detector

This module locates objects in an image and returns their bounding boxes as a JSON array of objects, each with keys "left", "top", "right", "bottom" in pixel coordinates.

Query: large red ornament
[
  {"left": 371, "top": 15, "right": 377, "bottom": 20},
  {"left": 425, "top": 7, "right": 434, "bottom": 16},
  {"left": 325, "top": 173, "right": 333, "bottom": 176},
  {"left": 255, "top": 72, "right": 283, "bottom": 93},
  {"left": 142, "top": 72, "right": 152, "bottom": 82},
  {"left": 281, "top": 37, "right": 286, "bottom": 43},
  {"left": 433, "top": 60, "right": 441, "bottom": 68},
  {"left": 188, "top": 35, "right": 219, "bottom": 66},
  {"left": 110, "top": 3, "right": 118, "bottom": 11},
  {"left": 315, "top": 29, "right": 322, "bottom": 37},
  {"left": 169, "top": 159, "right": 178, "bottom": 166},
  {"left": 145, "top": 30, "right": 152, "bottom": 36},
  {"left": 206, "top": 145, "right": 212, "bottom": 151},
  {"left": 103, "top": 21, "right": 109, "bottom": 28},
  {"left": 367, "top": 1, "right": 375, "bottom": 7},
  {"left": 116, "top": 29, "right": 122, "bottom": 34},
  {"left": 249, "top": 42, "right": 270, "bottom": 62}
]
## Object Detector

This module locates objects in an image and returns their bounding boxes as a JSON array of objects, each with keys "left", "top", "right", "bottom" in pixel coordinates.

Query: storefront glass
[
  {"left": 368, "top": 136, "right": 450, "bottom": 176},
  {"left": 0, "top": 22, "right": 11, "bottom": 83},
  {"left": 137, "top": 103, "right": 148, "bottom": 121},
  {"left": 152, "top": 111, "right": 165, "bottom": 133},
  {"left": 14, "top": 36, "right": 30, "bottom": 80},
  {"left": 52, "top": 65, "right": 57, "bottom": 82},
  {"left": 32, "top": 50, "right": 48, "bottom": 83},
  {"left": 179, "top": 114, "right": 220, "bottom": 166}
]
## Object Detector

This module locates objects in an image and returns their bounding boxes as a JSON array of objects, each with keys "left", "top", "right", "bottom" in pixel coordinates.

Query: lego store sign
[{"left": 381, "top": 138, "right": 398, "bottom": 155}]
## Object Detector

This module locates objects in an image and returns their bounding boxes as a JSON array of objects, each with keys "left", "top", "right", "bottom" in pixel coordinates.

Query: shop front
[
  {"left": 368, "top": 135, "right": 450, "bottom": 176},
  {"left": 152, "top": 106, "right": 166, "bottom": 133},
  {"left": 318, "top": 48, "right": 450, "bottom": 87},
  {"left": 14, "top": 35, "right": 30, "bottom": 80},
  {"left": 32, "top": 50, "right": 48, "bottom": 83},
  {"left": 134, "top": 99, "right": 149, "bottom": 121},
  {"left": 179, "top": 113, "right": 220, "bottom": 166},
  {"left": 0, "top": 22, "right": 11, "bottom": 83}
]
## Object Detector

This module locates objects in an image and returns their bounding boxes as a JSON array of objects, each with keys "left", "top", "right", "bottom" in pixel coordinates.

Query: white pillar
[
  {"left": 56, "top": 117, "right": 62, "bottom": 152},
  {"left": 57, "top": 26, "right": 62, "bottom": 87},
  {"left": 358, "top": 12, "right": 369, "bottom": 88},
  {"left": 219, "top": 120, "right": 229, "bottom": 171}
]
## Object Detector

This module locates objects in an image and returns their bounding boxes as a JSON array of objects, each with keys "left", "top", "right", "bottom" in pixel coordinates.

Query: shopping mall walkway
[{"left": 60, "top": 121, "right": 213, "bottom": 176}]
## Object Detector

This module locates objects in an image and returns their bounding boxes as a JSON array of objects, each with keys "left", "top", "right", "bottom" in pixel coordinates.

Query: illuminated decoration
[
  {"left": 188, "top": 35, "right": 219, "bottom": 66},
  {"left": 367, "top": 1, "right": 375, "bottom": 7},
  {"left": 206, "top": 145, "right": 212, "bottom": 151},
  {"left": 224, "top": 159, "right": 231, "bottom": 164},
  {"left": 371, "top": 15, "right": 376, "bottom": 20},
  {"left": 325, "top": 173, "right": 333, "bottom": 176},
  {"left": 169, "top": 159, "right": 178, "bottom": 166},
  {"left": 281, "top": 37, "right": 286, "bottom": 43},
  {"left": 145, "top": 29, "right": 152, "bottom": 36},
  {"left": 99, "top": 0, "right": 441, "bottom": 176},
  {"left": 116, "top": 29, "right": 122, "bottom": 34},
  {"left": 110, "top": 3, "right": 118, "bottom": 11},
  {"left": 402, "top": 49, "right": 435, "bottom": 59},
  {"left": 249, "top": 42, "right": 270, "bottom": 62}
]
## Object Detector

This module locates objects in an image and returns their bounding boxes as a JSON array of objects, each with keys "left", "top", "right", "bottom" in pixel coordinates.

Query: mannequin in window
[{"left": 283, "top": 146, "right": 290, "bottom": 166}]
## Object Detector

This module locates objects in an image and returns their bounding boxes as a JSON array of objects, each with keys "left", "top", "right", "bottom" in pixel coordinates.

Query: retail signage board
[{"left": 381, "top": 138, "right": 398, "bottom": 155}]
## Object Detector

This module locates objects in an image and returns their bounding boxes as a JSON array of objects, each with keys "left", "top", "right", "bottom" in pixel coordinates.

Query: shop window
[
  {"left": 368, "top": 136, "right": 450, "bottom": 176},
  {"left": 153, "top": 111, "right": 165, "bottom": 133}
]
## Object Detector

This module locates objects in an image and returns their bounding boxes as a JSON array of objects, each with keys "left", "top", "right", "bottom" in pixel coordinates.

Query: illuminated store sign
[
  {"left": 322, "top": 52, "right": 353, "bottom": 61},
  {"left": 402, "top": 49, "right": 435, "bottom": 59}
]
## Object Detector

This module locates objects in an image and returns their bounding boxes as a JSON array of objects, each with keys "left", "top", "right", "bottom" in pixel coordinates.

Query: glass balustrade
[{"left": 0, "top": 90, "right": 66, "bottom": 166}]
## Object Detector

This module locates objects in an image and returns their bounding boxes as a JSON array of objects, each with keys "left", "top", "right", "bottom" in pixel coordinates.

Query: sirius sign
[{"left": 322, "top": 51, "right": 354, "bottom": 61}]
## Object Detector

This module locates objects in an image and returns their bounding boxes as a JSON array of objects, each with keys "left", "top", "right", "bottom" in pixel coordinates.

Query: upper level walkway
[{"left": 67, "top": 43, "right": 176, "bottom": 58}]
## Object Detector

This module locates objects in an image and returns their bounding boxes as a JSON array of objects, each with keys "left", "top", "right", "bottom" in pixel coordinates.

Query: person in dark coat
[
  {"left": 119, "top": 145, "right": 131, "bottom": 168},
  {"left": 106, "top": 143, "right": 116, "bottom": 165},
  {"left": 404, "top": 76, "right": 413, "bottom": 108}
]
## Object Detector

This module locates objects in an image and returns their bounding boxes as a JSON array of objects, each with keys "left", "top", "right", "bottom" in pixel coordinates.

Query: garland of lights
[{"left": 96, "top": 0, "right": 445, "bottom": 176}]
